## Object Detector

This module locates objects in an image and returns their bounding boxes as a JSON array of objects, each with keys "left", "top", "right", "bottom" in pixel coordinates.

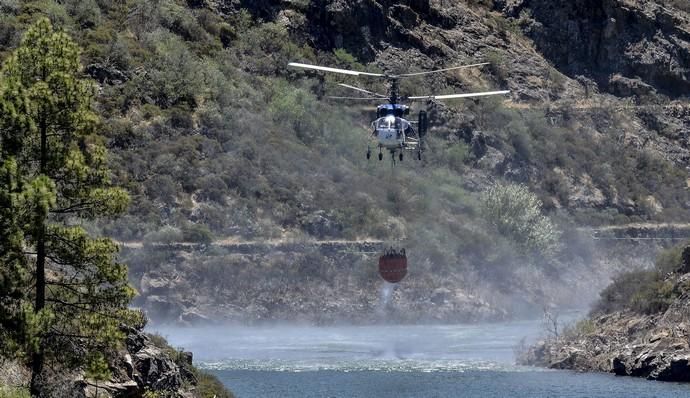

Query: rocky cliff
[
  {"left": 498, "top": 0, "right": 690, "bottom": 98},
  {"left": 0, "top": 326, "right": 233, "bottom": 398},
  {"left": 519, "top": 291, "right": 690, "bottom": 381},
  {"left": 124, "top": 233, "right": 683, "bottom": 326},
  {"left": 519, "top": 246, "right": 690, "bottom": 382}
]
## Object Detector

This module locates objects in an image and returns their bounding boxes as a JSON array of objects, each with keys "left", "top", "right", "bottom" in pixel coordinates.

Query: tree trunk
[{"left": 30, "top": 117, "right": 48, "bottom": 397}]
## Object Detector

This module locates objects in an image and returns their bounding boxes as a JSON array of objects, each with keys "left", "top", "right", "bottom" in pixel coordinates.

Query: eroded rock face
[
  {"left": 498, "top": 0, "right": 690, "bottom": 98},
  {"left": 131, "top": 346, "right": 183, "bottom": 392}
]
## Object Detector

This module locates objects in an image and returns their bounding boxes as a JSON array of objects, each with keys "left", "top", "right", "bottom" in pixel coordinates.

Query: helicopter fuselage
[
  {"left": 373, "top": 115, "right": 409, "bottom": 150},
  {"left": 372, "top": 104, "right": 417, "bottom": 153}
]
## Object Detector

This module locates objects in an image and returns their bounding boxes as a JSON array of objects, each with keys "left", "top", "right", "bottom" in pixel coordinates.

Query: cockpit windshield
[
  {"left": 375, "top": 117, "right": 407, "bottom": 130},
  {"left": 377, "top": 117, "right": 393, "bottom": 129}
]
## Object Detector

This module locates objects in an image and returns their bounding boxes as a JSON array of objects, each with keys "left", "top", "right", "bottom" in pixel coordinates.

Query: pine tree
[
  {"left": 0, "top": 158, "right": 30, "bottom": 358},
  {"left": 0, "top": 19, "right": 140, "bottom": 395}
]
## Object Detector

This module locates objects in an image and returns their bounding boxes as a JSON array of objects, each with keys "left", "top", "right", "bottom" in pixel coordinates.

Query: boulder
[
  {"left": 84, "top": 380, "right": 138, "bottom": 398},
  {"left": 476, "top": 146, "right": 505, "bottom": 172},
  {"left": 608, "top": 74, "right": 656, "bottom": 97},
  {"left": 430, "top": 288, "right": 452, "bottom": 305},
  {"left": 611, "top": 356, "right": 627, "bottom": 375},
  {"left": 132, "top": 346, "right": 183, "bottom": 392},
  {"left": 549, "top": 347, "right": 585, "bottom": 370},
  {"left": 302, "top": 210, "right": 343, "bottom": 238},
  {"left": 179, "top": 309, "right": 212, "bottom": 325},
  {"left": 85, "top": 64, "right": 128, "bottom": 85},
  {"left": 653, "top": 356, "right": 690, "bottom": 382}
]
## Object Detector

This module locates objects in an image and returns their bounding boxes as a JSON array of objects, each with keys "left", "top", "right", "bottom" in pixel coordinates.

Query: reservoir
[{"left": 155, "top": 321, "right": 690, "bottom": 398}]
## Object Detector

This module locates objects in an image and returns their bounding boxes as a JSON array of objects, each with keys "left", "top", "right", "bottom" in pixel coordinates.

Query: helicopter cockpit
[
  {"left": 372, "top": 115, "right": 411, "bottom": 147},
  {"left": 374, "top": 116, "right": 406, "bottom": 131}
]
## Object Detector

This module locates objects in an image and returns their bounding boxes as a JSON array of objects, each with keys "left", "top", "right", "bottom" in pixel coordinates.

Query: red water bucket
[{"left": 378, "top": 249, "right": 407, "bottom": 283}]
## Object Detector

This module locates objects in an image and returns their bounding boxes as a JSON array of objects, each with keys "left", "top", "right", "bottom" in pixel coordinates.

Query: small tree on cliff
[{"left": 0, "top": 19, "right": 141, "bottom": 394}]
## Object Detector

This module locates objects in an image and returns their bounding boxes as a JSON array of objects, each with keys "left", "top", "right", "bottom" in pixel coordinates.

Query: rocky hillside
[
  {"left": 1, "top": 0, "right": 688, "bottom": 325},
  {"left": 120, "top": 0, "right": 687, "bottom": 323},
  {"left": 519, "top": 244, "right": 690, "bottom": 382},
  {"left": 499, "top": 0, "right": 690, "bottom": 99},
  {"left": 0, "top": 325, "right": 233, "bottom": 397}
]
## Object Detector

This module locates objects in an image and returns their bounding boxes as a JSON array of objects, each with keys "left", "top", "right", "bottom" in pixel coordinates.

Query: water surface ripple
[{"left": 154, "top": 321, "right": 690, "bottom": 397}]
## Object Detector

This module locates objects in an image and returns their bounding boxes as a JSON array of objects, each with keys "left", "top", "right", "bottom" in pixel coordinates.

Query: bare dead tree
[{"left": 542, "top": 306, "right": 560, "bottom": 339}]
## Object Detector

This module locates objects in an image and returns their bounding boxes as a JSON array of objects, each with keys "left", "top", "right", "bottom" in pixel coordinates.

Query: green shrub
[
  {"left": 138, "top": 29, "right": 203, "bottom": 108},
  {"left": 630, "top": 279, "right": 676, "bottom": 315},
  {"left": 181, "top": 223, "right": 213, "bottom": 244},
  {"left": 144, "top": 226, "right": 184, "bottom": 245},
  {"left": 0, "top": 386, "right": 30, "bottom": 398},
  {"left": 446, "top": 142, "right": 471, "bottom": 172},
  {"left": 655, "top": 244, "right": 685, "bottom": 275},
  {"left": 593, "top": 243, "right": 690, "bottom": 315},
  {"left": 194, "top": 370, "right": 235, "bottom": 398},
  {"left": 593, "top": 269, "right": 659, "bottom": 314},
  {"left": 64, "top": 0, "right": 101, "bottom": 28},
  {"left": 562, "top": 318, "right": 597, "bottom": 339},
  {"left": 479, "top": 182, "right": 561, "bottom": 255},
  {"left": 333, "top": 48, "right": 359, "bottom": 67}
]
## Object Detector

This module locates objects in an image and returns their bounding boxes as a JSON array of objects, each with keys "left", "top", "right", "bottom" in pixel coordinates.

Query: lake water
[{"left": 154, "top": 321, "right": 690, "bottom": 398}]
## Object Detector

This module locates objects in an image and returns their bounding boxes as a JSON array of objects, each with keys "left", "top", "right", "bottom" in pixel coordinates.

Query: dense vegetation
[
  {"left": 0, "top": 0, "right": 684, "bottom": 325},
  {"left": 0, "top": 18, "right": 140, "bottom": 395},
  {"left": 0, "top": 17, "right": 232, "bottom": 398},
  {"left": 593, "top": 243, "right": 690, "bottom": 315},
  {"left": 0, "top": 0, "right": 685, "bottom": 248}
]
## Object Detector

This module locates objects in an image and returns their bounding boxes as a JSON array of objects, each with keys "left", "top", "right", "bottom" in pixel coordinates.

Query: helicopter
[{"left": 288, "top": 61, "right": 510, "bottom": 163}]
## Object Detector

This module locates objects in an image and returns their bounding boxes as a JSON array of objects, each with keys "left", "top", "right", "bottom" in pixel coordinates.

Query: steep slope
[
  {"left": 1, "top": 0, "right": 688, "bottom": 324},
  {"left": 498, "top": 0, "right": 690, "bottom": 98}
]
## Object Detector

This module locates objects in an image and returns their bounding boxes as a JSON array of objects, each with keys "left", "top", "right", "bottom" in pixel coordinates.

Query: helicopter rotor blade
[
  {"left": 398, "top": 63, "right": 490, "bottom": 77},
  {"left": 326, "top": 96, "right": 385, "bottom": 101},
  {"left": 288, "top": 62, "right": 385, "bottom": 77},
  {"left": 407, "top": 90, "right": 510, "bottom": 100},
  {"left": 337, "top": 83, "right": 388, "bottom": 98}
]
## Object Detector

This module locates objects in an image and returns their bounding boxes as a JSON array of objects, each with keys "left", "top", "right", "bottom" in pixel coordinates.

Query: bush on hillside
[
  {"left": 592, "top": 243, "right": 690, "bottom": 315},
  {"left": 0, "top": 386, "right": 30, "bottom": 398},
  {"left": 479, "top": 183, "right": 561, "bottom": 255}
]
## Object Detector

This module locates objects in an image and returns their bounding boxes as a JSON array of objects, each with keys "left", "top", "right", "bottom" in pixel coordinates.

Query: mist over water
[
  {"left": 153, "top": 283, "right": 544, "bottom": 370},
  {"left": 148, "top": 275, "right": 690, "bottom": 397},
  {"left": 154, "top": 321, "right": 540, "bottom": 372},
  {"left": 153, "top": 320, "right": 690, "bottom": 398}
]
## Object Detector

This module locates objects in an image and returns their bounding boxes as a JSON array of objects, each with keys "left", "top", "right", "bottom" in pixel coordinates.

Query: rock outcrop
[
  {"left": 80, "top": 327, "right": 199, "bottom": 398},
  {"left": 498, "top": 0, "right": 690, "bottom": 98},
  {"left": 0, "top": 324, "right": 232, "bottom": 397}
]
